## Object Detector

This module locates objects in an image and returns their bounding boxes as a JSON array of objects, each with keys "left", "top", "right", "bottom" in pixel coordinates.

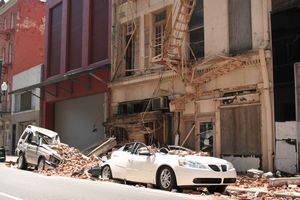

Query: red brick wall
[{"left": 13, "top": 0, "right": 45, "bottom": 75}]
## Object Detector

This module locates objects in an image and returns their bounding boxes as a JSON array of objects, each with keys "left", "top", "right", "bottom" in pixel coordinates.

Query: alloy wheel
[{"left": 160, "top": 168, "right": 171, "bottom": 189}]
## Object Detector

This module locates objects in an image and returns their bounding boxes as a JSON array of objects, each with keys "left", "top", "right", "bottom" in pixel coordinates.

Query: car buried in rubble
[
  {"left": 15, "top": 125, "right": 63, "bottom": 170},
  {"left": 101, "top": 142, "right": 237, "bottom": 193}
]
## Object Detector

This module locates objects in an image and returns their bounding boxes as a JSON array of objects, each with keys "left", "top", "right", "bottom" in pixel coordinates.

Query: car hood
[
  {"left": 40, "top": 144, "right": 62, "bottom": 160},
  {"left": 181, "top": 155, "right": 229, "bottom": 165},
  {"left": 157, "top": 153, "right": 229, "bottom": 165}
]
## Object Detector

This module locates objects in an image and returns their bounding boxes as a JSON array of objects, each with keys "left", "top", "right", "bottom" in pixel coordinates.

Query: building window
[
  {"left": 48, "top": 3, "right": 63, "bottom": 77},
  {"left": 8, "top": 43, "right": 12, "bottom": 64},
  {"left": 2, "top": 47, "right": 6, "bottom": 64},
  {"left": 14, "top": 91, "right": 33, "bottom": 113},
  {"left": 125, "top": 22, "right": 135, "bottom": 76},
  {"left": 67, "top": 0, "right": 83, "bottom": 71},
  {"left": 3, "top": 17, "right": 7, "bottom": 30},
  {"left": 89, "top": 0, "right": 109, "bottom": 64},
  {"left": 189, "top": 0, "right": 204, "bottom": 59},
  {"left": 153, "top": 10, "right": 166, "bottom": 57},
  {"left": 10, "top": 13, "right": 15, "bottom": 29},
  {"left": 229, "top": 0, "right": 252, "bottom": 54}
]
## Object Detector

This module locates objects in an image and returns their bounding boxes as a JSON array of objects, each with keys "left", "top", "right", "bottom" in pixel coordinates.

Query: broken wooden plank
[{"left": 87, "top": 137, "right": 117, "bottom": 157}]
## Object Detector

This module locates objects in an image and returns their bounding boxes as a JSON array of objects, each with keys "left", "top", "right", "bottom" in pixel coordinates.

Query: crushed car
[
  {"left": 101, "top": 142, "right": 237, "bottom": 193},
  {"left": 15, "top": 125, "right": 63, "bottom": 170}
]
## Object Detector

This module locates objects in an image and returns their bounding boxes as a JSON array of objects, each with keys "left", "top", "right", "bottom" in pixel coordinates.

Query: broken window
[
  {"left": 153, "top": 10, "right": 167, "bottom": 57},
  {"left": 229, "top": 0, "right": 252, "bottom": 55},
  {"left": 125, "top": 22, "right": 135, "bottom": 76},
  {"left": 189, "top": 0, "right": 204, "bottom": 59},
  {"left": 199, "top": 121, "right": 213, "bottom": 156}
]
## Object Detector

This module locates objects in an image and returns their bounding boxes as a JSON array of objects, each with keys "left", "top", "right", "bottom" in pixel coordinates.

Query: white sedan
[{"left": 101, "top": 142, "right": 236, "bottom": 193}]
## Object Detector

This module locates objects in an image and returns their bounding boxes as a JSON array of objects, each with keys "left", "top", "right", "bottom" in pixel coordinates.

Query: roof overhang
[{"left": 10, "top": 62, "right": 110, "bottom": 95}]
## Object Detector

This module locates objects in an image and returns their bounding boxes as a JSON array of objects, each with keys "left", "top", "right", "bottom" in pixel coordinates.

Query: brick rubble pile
[
  {"left": 229, "top": 176, "right": 300, "bottom": 199},
  {"left": 38, "top": 144, "right": 102, "bottom": 179}
]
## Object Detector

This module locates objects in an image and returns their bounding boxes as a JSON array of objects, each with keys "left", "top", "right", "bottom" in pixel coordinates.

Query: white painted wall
[
  {"left": 223, "top": 156, "right": 260, "bottom": 172},
  {"left": 204, "top": 0, "right": 229, "bottom": 57},
  {"left": 55, "top": 94, "right": 105, "bottom": 150},
  {"left": 12, "top": 64, "right": 42, "bottom": 90},
  {"left": 275, "top": 122, "right": 298, "bottom": 174},
  {"left": 12, "top": 64, "right": 42, "bottom": 112}
]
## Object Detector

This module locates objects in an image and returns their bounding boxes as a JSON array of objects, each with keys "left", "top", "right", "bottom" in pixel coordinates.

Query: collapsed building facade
[{"left": 106, "top": 0, "right": 274, "bottom": 171}]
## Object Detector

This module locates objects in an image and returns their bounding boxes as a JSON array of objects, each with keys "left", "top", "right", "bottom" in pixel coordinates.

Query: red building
[
  {"left": 40, "top": 0, "right": 111, "bottom": 150},
  {"left": 0, "top": 0, "right": 45, "bottom": 153}
]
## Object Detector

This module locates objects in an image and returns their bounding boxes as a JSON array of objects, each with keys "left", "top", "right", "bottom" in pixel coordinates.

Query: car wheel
[
  {"left": 17, "top": 153, "right": 27, "bottom": 170},
  {"left": 37, "top": 157, "right": 46, "bottom": 170},
  {"left": 101, "top": 165, "right": 112, "bottom": 179},
  {"left": 207, "top": 185, "right": 227, "bottom": 194},
  {"left": 157, "top": 166, "right": 176, "bottom": 191}
]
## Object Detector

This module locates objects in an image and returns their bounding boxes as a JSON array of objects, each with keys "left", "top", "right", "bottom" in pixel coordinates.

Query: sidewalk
[{"left": 5, "top": 156, "right": 17, "bottom": 163}]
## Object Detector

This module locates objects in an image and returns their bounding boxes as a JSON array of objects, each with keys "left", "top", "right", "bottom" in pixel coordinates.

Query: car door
[
  {"left": 25, "top": 132, "right": 39, "bottom": 165},
  {"left": 126, "top": 144, "right": 156, "bottom": 183},
  {"left": 110, "top": 143, "right": 135, "bottom": 179}
]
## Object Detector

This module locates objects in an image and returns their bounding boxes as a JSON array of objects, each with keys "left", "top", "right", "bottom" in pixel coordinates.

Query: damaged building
[
  {"left": 272, "top": 0, "right": 300, "bottom": 174},
  {"left": 106, "top": 0, "right": 274, "bottom": 172}
]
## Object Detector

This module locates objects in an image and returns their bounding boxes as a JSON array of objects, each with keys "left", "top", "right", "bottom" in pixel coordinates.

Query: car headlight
[
  {"left": 178, "top": 159, "right": 206, "bottom": 169},
  {"left": 227, "top": 162, "right": 234, "bottom": 170}
]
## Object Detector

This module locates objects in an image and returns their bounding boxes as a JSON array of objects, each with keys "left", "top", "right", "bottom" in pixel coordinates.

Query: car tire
[
  {"left": 101, "top": 165, "right": 112, "bottom": 179},
  {"left": 157, "top": 166, "right": 176, "bottom": 191},
  {"left": 17, "top": 153, "right": 27, "bottom": 170},
  {"left": 207, "top": 185, "right": 227, "bottom": 194},
  {"left": 37, "top": 157, "right": 46, "bottom": 170}
]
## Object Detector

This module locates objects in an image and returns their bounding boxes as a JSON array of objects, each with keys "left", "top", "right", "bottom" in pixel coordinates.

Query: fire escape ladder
[
  {"left": 192, "top": 59, "right": 247, "bottom": 85},
  {"left": 152, "top": 0, "right": 196, "bottom": 72}
]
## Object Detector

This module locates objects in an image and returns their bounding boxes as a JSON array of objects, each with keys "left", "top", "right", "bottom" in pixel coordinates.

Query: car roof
[{"left": 27, "top": 125, "right": 59, "bottom": 138}]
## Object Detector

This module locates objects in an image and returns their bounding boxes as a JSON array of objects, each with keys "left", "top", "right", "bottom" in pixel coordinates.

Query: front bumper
[{"left": 173, "top": 166, "right": 237, "bottom": 186}]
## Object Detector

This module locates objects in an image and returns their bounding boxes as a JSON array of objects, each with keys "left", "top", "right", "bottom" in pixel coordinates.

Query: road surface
[{"left": 0, "top": 160, "right": 221, "bottom": 200}]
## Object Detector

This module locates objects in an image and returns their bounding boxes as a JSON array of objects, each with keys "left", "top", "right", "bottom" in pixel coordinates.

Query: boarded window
[
  {"left": 189, "top": 0, "right": 204, "bottom": 59},
  {"left": 221, "top": 105, "right": 261, "bottom": 155},
  {"left": 229, "top": 0, "right": 252, "bottom": 55},
  {"left": 48, "top": 3, "right": 62, "bottom": 77},
  {"left": 90, "top": 0, "right": 109, "bottom": 64},
  {"left": 67, "top": 0, "right": 83, "bottom": 70}
]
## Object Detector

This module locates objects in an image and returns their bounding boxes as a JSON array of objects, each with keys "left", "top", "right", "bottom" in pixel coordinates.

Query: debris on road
[{"left": 37, "top": 144, "right": 102, "bottom": 180}]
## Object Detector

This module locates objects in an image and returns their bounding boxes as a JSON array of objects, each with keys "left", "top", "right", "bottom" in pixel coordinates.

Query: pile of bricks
[
  {"left": 38, "top": 145, "right": 102, "bottom": 179},
  {"left": 228, "top": 176, "right": 300, "bottom": 199}
]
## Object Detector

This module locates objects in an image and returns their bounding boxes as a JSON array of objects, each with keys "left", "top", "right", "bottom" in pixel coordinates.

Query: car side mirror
[{"left": 139, "top": 150, "right": 152, "bottom": 156}]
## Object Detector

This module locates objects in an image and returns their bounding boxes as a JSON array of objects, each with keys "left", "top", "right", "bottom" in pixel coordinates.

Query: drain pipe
[{"left": 259, "top": 48, "right": 274, "bottom": 171}]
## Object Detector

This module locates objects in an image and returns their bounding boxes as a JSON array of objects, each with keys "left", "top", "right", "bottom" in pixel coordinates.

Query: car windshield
[
  {"left": 168, "top": 145, "right": 193, "bottom": 152},
  {"left": 38, "top": 132, "right": 60, "bottom": 145}
]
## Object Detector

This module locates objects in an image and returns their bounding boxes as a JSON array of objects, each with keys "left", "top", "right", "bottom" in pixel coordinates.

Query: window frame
[{"left": 152, "top": 10, "right": 167, "bottom": 57}]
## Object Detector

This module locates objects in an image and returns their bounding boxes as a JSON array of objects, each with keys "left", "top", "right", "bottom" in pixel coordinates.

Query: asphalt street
[{"left": 0, "top": 160, "right": 204, "bottom": 200}]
